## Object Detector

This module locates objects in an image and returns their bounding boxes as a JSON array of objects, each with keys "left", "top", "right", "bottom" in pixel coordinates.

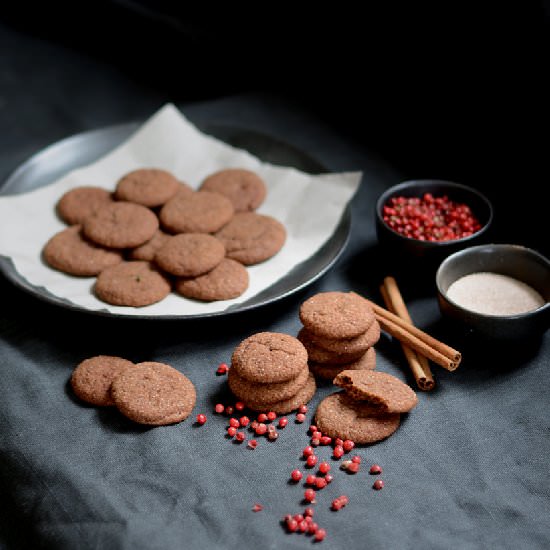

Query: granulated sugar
[{"left": 446, "top": 272, "right": 545, "bottom": 316}]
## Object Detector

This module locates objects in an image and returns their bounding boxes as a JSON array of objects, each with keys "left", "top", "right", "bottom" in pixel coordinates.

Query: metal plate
[{"left": 0, "top": 122, "right": 352, "bottom": 319}]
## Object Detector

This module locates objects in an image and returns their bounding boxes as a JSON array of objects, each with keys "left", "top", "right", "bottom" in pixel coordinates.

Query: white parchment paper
[{"left": 0, "top": 104, "right": 361, "bottom": 316}]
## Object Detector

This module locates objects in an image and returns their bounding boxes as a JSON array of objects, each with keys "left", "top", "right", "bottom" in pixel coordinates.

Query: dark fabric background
[{"left": 1, "top": 6, "right": 549, "bottom": 549}]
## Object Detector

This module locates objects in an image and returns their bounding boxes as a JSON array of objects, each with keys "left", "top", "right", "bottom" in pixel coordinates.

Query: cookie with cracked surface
[
  {"left": 309, "top": 347, "right": 376, "bottom": 380},
  {"left": 43, "top": 225, "right": 123, "bottom": 276},
  {"left": 175, "top": 258, "right": 249, "bottom": 301},
  {"left": 129, "top": 229, "right": 172, "bottom": 261},
  {"left": 94, "top": 261, "right": 171, "bottom": 307},
  {"left": 315, "top": 392, "right": 400, "bottom": 444},
  {"left": 299, "top": 291, "right": 375, "bottom": 339},
  {"left": 115, "top": 168, "right": 181, "bottom": 207},
  {"left": 71, "top": 355, "right": 135, "bottom": 406},
  {"left": 243, "top": 373, "right": 316, "bottom": 414},
  {"left": 228, "top": 363, "right": 309, "bottom": 405},
  {"left": 155, "top": 233, "right": 225, "bottom": 277},
  {"left": 111, "top": 361, "right": 196, "bottom": 425},
  {"left": 214, "top": 212, "right": 286, "bottom": 265},
  {"left": 333, "top": 370, "right": 418, "bottom": 413},
  {"left": 56, "top": 186, "right": 113, "bottom": 225},
  {"left": 200, "top": 168, "right": 267, "bottom": 212},
  {"left": 159, "top": 190, "right": 234, "bottom": 234},
  {"left": 231, "top": 332, "right": 308, "bottom": 384},
  {"left": 83, "top": 201, "right": 159, "bottom": 249}
]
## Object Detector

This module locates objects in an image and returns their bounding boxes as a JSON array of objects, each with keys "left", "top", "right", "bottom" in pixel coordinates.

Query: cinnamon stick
[
  {"left": 380, "top": 278, "right": 435, "bottom": 390},
  {"left": 351, "top": 292, "right": 461, "bottom": 371}
]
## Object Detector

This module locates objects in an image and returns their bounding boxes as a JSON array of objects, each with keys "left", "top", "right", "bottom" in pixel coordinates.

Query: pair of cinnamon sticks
[{"left": 354, "top": 278, "right": 461, "bottom": 391}]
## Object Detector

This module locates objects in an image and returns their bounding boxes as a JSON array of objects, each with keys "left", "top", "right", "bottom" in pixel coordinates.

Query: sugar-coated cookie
[
  {"left": 200, "top": 168, "right": 267, "bottom": 212},
  {"left": 57, "top": 186, "right": 113, "bottom": 225},
  {"left": 111, "top": 361, "right": 196, "bottom": 425},
  {"left": 309, "top": 347, "right": 376, "bottom": 380},
  {"left": 115, "top": 168, "right": 180, "bottom": 207}
]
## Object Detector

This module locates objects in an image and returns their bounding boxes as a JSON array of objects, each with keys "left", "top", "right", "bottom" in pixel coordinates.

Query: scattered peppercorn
[
  {"left": 278, "top": 417, "right": 288, "bottom": 428},
  {"left": 196, "top": 414, "right": 207, "bottom": 425},
  {"left": 369, "top": 464, "right": 383, "bottom": 475},
  {"left": 291, "top": 469, "right": 303, "bottom": 482},
  {"left": 373, "top": 479, "right": 385, "bottom": 490},
  {"left": 252, "top": 503, "right": 263, "bottom": 512},
  {"left": 214, "top": 403, "right": 224, "bottom": 414},
  {"left": 216, "top": 363, "right": 229, "bottom": 375},
  {"left": 296, "top": 413, "right": 306, "bottom": 423}
]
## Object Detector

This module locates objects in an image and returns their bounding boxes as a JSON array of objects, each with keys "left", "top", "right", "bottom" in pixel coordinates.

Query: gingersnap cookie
[
  {"left": 231, "top": 332, "right": 308, "bottom": 384},
  {"left": 57, "top": 186, "right": 113, "bottom": 225},
  {"left": 309, "top": 347, "right": 376, "bottom": 380},
  {"left": 160, "top": 190, "right": 234, "bottom": 234},
  {"left": 315, "top": 392, "right": 401, "bottom": 444},
  {"left": 244, "top": 373, "right": 316, "bottom": 414},
  {"left": 71, "top": 355, "right": 135, "bottom": 406},
  {"left": 333, "top": 370, "right": 418, "bottom": 413},
  {"left": 228, "top": 363, "right": 309, "bottom": 405},
  {"left": 111, "top": 361, "right": 196, "bottom": 425},
  {"left": 175, "top": 258, "right": 249, "bottom": 301},
  {"left": 303, "top": 319, "right": 380, "bottom": 355},
  {"left": 154, "top": 233, "right": 225, "bottom": 277},
  {"left": 200, "top": 168, "right": 267, "bottom": 212},
  {"left": 83, "top": 201, "right": 159, "bottom": 249},
  {"left": 115, "top": 168, "right": 181, "bottom": 207},
  {"left": 298, "top": 328, "right": 365, "bottom": 364},
  {"left": 299, "top": 291, "right": 375, "bottom": 339},
  {"left": 94, "top": 261, "right": 171, "bottom": 307},
  {"left": 129, "top": 229, "right": 172, "bottom": 261},
  {"left": 214, "top": 212, "right": 286, "bottom": 265},
  {"left": 43, "top": 225, "right": 123, "bottom": 276}
]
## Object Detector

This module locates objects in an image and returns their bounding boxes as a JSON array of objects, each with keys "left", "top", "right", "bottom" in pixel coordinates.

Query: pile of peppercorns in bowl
[{"left": 375, "top": 179, "right": 493, "bottom": 266}]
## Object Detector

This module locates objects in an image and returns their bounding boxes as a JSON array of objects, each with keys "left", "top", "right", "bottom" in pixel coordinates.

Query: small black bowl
[
  {"left": 375, "top": 179, "right": 493, "bottom": 269},
  {"left": 436, "top": 244, "right": 550, "bottom": 341}
]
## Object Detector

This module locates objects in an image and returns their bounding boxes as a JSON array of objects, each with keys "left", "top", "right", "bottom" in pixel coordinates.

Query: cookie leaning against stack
[
  {"left": 298, "top": 291, "right": 381, "bottom": 380},
  {"left": 314, "top": 370, "right": 418, "bottom": 444},
  {"left": 228, "top": 332, "right": 316, "bottom": 413}
]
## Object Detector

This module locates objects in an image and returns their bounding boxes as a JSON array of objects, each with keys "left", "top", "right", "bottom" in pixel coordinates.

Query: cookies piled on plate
[
  {"left": 297, "top": 291, "right": 381, "bottom": 380},
  {"left": 228, "top": 332, "right": 316, "bottom": 413},
  {"left": 71, "top": 355, "right": 196, "bottom": 426},
  {"left": 314, "top": 370, "right": 418, "bottom": 444},
  {"left": 43, "top": 167, "right": 287, "bottom": 306}
]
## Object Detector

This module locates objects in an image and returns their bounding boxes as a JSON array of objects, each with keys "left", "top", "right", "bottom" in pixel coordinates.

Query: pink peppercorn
[
  {"left": 311, "top": 438, "right": 321, "bottom": 447},
  {"left": 343, "top": 440, "right": 355, "bottom": 452},
  {"left": 291, "top": 469, "right": 303, "bottom": 482},
  {"left": 318, "top": 462, "right": 330, "bottom": 474},
  {"left": 298, "top": 404, "right": 308, "bottom": 414},
  {"left": 296, "top": 413, "right": 306, "bottom": 423},
  {"left": 351, "top": 455, "right": 361, "bottom": 464},
  {"left": 235, "top": 401, "right": 245, "bottom": 411},
  {"left": 314, "top": 477, "right": 327, "bottom": 490},
  {"left": 320, "top": 435, "right": 332, "bottom": 446},
  {"left": 369, "top": 464, "right": 383, "bottom": 475},
  {"left": 306, "top": 455, "right": 318, "bottom": 468},
  {"left": 286, "top": 518, "right": 298, "bottom": 532},
  {"left": 267, "top": 411, "right": 277, "bottom": 421},
  {"left": 235, "top": 431, "right": 245, "bottom": 443},
  {"left": 278, "top": 417, "right": 288, "bottom": 428},
  {"left": 227, "top": 426, "right": 237, "bottom": 437},
  {"left": 229, "top": 418, "right": 240, "bottom": 428},
  {"left": 306, "top": 474, "right": 316, "bottom": 485},
  {"left": 268, "top": 430, "right": 279, "bottom": 441},
  {"left": 324, "top": 473, "right": 334, "bottom": 484},
  {"left": 214, "top": 404, "right": 224, "bottom": 414},
  {"left": 257, "top": 413, "right": 268, "bottom": 423},
  {"left": 247, "top": 439, "right": 258, "bottom": 449},
  {"left": 309, "top": 425, "right": 318, "bottom": 434},
  {"left": 315, "top": 528, "right": 326, "bottom": 541},
  {"left": 312, "top": 431, "right": 322, "bottom": 440},
  {"left": 334, "top": 438, "right": 344, "bottom": 447},
  {"left": 225, "top": 405, "right": 234, "bottom": 415},
  {"left": 304, "top": 488, "right": 316, "bottom": 502},
  {"left": 304, "top": 507, "right": 314, "bottom": 518},
  {"left": 333, "top": 446, "right": 344, "bottom": 459},
  {"left": 373, "top": 479, "right": 384, "bottom": 490},
  {"left": 303, "top": 446, "right": 314, "bottom": 457},
  {"left": 252, "top": 503, "right": 263, "bottom": 512},
  {"left": 308, "top": 522, "right": 319, "bottom": 535},
  {"left": 196, "top": 414, "right": 207, "bottom": 425},
  {"left": 239, "top": 416, "right": 250, "bottom": 427},
  {"left": 255, "top": 423, "right": 267, "bottom": 435},
  {"left": 216, "top": 363, "right": 228, "bottom": 375}
]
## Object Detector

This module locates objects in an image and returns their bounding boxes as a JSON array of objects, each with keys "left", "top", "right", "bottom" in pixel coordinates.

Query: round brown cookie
[
  {"left": 115, "top": 168, "right": 181, "bottom": 207},
  {"left": 333, "top": 370, "right": 418, "bottom": 413},
  {"left": 297, "top": 328, "right": 365, "bottom": 364},
  {"left": 303, "top": 319, "right": 380, "bottom": 355},
  {"left": 315, "top": 392, "right": 401, "bottom": 444},
  {"left": 111, "top": 361, "right": 196, "bottom": 425},
  {"left": 200, "top": 168, "right": 267, "bottom": 212},
  {"left": 129, "top": 229, "right": 172, "bottom": 261},
  {"left": 244, "top": 373, "right": 316, "bottom": 414},
  {"left": 154, "top": 233, "right": 225, "bottom": 277},
  {"left": 71, "top": 355, "right": 135, "bottom": 406},
  {"left": 159, "top": 190, "right": 234, "bottom": 234},
  {"left": 94, "top": 261, "right": 171, "bottom": 307},
  {"left": 57, "top": 186, "right": 113, "bottom": 225},
  {"left": 299, "top": 291, "right": 375, "bottom": 339},
  {"left": 231, "top": 332, "right": 308, "bottom": 384},
  {"left": 43, "top": 225, "right": 123, "bottom": 276},
  {"left": 83, "top": 201, "right": 159, "bottom": 249},
  {"left": 175, "top": 258, "right": 249, "bottom": 301},
  {"left": 214, "top": 212, "right": 286, "bottom": 265},
  {"left": 227, "top": 363, "right": 309, "bottom": 405},
  {"left": 309, "top": 347, "right": 376, "bottom": 380}
]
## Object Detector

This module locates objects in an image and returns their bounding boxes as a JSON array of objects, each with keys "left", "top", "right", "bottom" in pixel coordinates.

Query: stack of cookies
[
  {"left": 228, "top": 332, "right": 316, "bottom": 413},
  {"left": 297, "top": 291, "right": 381, "bottom": 380},
  {"left": 43, "top": 167, "right": 287, "bottom": 306},
  {"left": 314, "top": 370, "right": 418, "bottom": 444}
]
